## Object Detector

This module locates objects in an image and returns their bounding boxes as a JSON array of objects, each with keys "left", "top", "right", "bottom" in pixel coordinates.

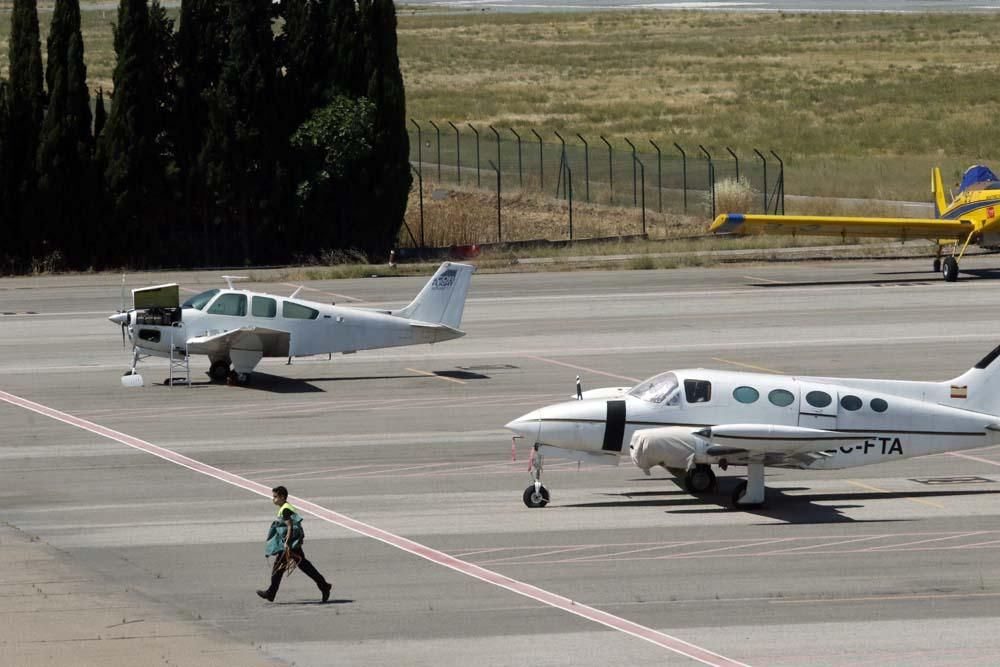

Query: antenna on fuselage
[{"left": 221, "top": 275, "right": 249, "bottom": 290}]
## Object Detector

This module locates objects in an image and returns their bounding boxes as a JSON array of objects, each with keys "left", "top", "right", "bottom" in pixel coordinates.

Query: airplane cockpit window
[
  {"left": 182, "top": 289, "right": 219, "bottom": 311},
  {"left": 684, "top": 379, "right": 712, "bottom": 404},
  {"left": 282, "top": 301, "right": 320, "bottom": 320},
  {"left": 207, "top": 293, "right": 247, "bottom": 317},
  {"left": 252, "top": 296, "right": 277, "bottom": 318},
  {"left": 628, "top": 372, "right": 680, "bottom": 405}
]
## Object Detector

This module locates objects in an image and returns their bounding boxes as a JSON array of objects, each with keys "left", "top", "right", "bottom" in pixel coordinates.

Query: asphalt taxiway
[{"left": 5, "top": 255, "right": 1000, "bottom": 666}]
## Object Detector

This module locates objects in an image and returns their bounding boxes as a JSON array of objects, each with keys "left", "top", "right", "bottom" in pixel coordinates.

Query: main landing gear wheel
[
  {"left": 684, "top": 465, "right": 717, "bottom": 494},
  {"left": 523, "top": 485, "right": 550, "bottom": 508},
  {"left": 730, "top": 481, "right": 764, "bottom": 510},
  {"left": 932, "top": 258, "right": 941, "bottom": 273},
  {"left": 942, "top": 256, "right": 959, "bottom": 282},
  {"left": 208, "top": 359, "right": 231, "bottom": 381}
]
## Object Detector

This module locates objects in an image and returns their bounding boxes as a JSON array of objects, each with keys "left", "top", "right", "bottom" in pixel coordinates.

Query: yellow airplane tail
[{"left": 931, "top": 167, "right": 948, "bottom": 217}]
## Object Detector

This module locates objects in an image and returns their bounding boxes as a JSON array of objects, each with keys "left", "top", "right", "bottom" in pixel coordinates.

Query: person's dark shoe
[
  {"left": 256, "top": 589, "right": 275, "bottom": 602},
  {"left": 320, "top": 582, "right": 332, "bottom": 602}
]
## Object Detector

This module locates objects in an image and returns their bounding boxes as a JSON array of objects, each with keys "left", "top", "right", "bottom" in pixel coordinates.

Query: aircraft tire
[
  {"left": 666, "top": 467, "right": 687, "bottom": 479},
  {"left": 932, "top": 258, "right": 941, "bottom": 273},
  {"left": 942, "top": 256, "right": 959, "bottom": 282},
  {"left": 684, "top": 465, "right": 716, "bottom": 494},
  {"left": 730, "top": 481, "right": 764, "bottom": 510},
  {"left": 522, "top": 484, "right": 550, "bottom": 508},
  {"left": 208, "top": 359, "right": 231, "bottom": 381}
]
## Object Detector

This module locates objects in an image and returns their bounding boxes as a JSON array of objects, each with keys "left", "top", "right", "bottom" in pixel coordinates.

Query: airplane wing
[
  {"left": 697, "top": 424, "right": 876, "bottom": 467},
  {"left": 711, "top": 213, "right": 976, "bottom": 241},
  {"left": 186, "top": 326, "right": 291, "bottom": 357}
]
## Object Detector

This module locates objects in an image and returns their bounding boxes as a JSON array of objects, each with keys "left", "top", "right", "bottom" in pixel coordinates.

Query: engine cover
[{"left": 628, "top": 426, "right": 705, "bottom": 473}]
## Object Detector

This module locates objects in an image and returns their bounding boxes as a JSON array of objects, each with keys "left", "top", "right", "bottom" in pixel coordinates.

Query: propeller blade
[{"left": 121, "top": 322, "right": 126, "bottom": 349}]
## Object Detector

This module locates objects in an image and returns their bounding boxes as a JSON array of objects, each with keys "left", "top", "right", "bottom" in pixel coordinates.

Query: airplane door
[{"left": 797, "top": 383, "right": 838, "bottom": 430}]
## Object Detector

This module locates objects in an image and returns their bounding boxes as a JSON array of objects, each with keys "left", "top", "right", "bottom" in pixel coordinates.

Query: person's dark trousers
[{"left": 266, "top": 548, "right": 329, "bottom": 597}]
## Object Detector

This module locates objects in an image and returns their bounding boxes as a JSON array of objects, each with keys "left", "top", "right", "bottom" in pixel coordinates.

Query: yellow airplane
[{"left": 710, "top": 165, "right": 1000, "bottom": 282}]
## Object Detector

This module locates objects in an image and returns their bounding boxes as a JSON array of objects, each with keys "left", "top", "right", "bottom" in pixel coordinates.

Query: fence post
[
  {"left": 428, "top": 120, "right": 441, "bottom": 181},
  {"left": 726, "top": 146, "right": 739, "bottom": 183},
  {"left": 530, "top": 128, "right": 543, "bottom": 190},
  {"left": 634, "top": 154, "right": 646, "bottom": 236},
  {"left": 770, "top": 150, "right": 785, "bottom": 214},
  {"left": 467, "top": 123, "right": 481, "bottom": 187},
  {"left": 624, "top": 136, "right": 637, "bottom": 206},
  {"left": 576, "top": 133, "right": 590, "bottom": 202},
  {"left": 565, "top": 161, "right": 573, "bottom": 240},
  {"left": 554, "top": 130, "right": 566, "bottom": 199},
  {"left": 600, "top": 135, "right": 613, "bottom": 204},
  {"left": 447, "top": 121, "right": 461, "bottom": 185},
  {"left": 753, "top": 149, "right": 767, "bottom": 214},
  {"left": 489, "top": 160, "right": 501, "bottom": 242},
  {"left": 410, "top": 119, "right": 422, "bottom": 182},
  {"left": 489, "top": 125, "right": 501, "bottom": 187},
  {"left": 508, "top": 127, "right": 523, "bottom": 188},
  {"left": 673, "top": 143, "right": 687, "bottom": 214},
  {"left": 409, "top": 163, "right": 425, "bottom": 251},
  {"left": 649, "top": 140, "right": 662, "bottom": 213},
  {"left": 699, "top": 145, "right": 715, "bottom": 219}
]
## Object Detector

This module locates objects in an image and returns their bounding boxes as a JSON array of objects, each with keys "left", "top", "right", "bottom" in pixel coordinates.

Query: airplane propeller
[{"left": 111, "top": 274, "right": 130, "bottom": 349}]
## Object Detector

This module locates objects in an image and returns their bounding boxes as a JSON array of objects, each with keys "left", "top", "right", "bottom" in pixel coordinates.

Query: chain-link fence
[{"left": 403, "top": 120, "right": 784, "bottom": 249}]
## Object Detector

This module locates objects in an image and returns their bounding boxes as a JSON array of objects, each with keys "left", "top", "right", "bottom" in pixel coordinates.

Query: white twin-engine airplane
[
  {"left": 108, "top": 262, "right": 475, "bottom": 386},
  {"left": 505, "top": 348, "right": 1000, "bottom": 509}
]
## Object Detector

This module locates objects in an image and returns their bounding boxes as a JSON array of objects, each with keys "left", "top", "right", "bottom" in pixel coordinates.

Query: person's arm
[{"left": 282, "top": 510, "right": 293, "bottom": 550}]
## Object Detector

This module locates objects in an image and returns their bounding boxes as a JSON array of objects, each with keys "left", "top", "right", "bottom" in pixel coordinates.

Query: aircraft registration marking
[
  {"left": 0, "top": 389, "right": 750, "bottom": 667},
  {"left": 832, "top": 437, "right": 903, "bottom": 456}
]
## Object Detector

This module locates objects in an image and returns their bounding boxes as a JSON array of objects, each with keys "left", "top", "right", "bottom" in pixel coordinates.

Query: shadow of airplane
[
  {"left": 563, "top": 478, "right": 1000, "bottom": 524},
  {"left": 746, "top": 265, "right": 1000, "bottom": 289},
  {"left": 172, "top": 369, "right": 489, "bottom": 394}
]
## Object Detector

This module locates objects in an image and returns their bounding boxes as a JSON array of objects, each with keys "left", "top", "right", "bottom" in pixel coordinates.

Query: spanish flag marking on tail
[{"left": 951, "top": 385, "right": 968, "bottom": 399}]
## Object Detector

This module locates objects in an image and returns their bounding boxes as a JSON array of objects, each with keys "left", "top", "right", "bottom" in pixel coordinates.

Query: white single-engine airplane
[
  {"left": 505, "top": 348, "right": 1000, "bottom": 509},
  {"left": 108, "top": 262, "right": 474, "bottom": 386}
]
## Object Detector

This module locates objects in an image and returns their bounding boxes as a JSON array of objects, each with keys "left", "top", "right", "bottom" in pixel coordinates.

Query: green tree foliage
[
  {"left": 6, "top": 0, "right": 45, "bottom": 265},
  {"left": 202, "top": 0, "right": 279, "bottom": 265},
  {"left": 98, "top": 0, "right": 167, "bottom": 267},
  {"left": 0, "top": 82, "right": 9, "bottom": 270},
  {"left": 36, "top": 0, "right": 93, "bottom": 269}
]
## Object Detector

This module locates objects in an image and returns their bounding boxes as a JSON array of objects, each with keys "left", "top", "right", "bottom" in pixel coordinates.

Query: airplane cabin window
[
  {"left": 182, "top": 289, "right": 219, "bottom": 311},
  {"left": 733, "top": 386, "right": 759, "bottom": 404},
  {"left": 684, "top": 379, "right": 712, "bottom": 404},
  {"left": 207, "top": 293, "right": 247, "bottom": 317},
  {"left": 806, "top": 391, "right": 832, "bottom": 408},
  {"left": 252, "top": 296, "right": 277, "bottom": 318},
  {"left": 871, "top": 398, "right": 889, "bottom": 413},
  {"left": 283, "top": 301, "right": 320, "bottom": 320},
  {"left": 768, "top": 389, "right": 795, "bottom": 407},
  {"left": 628, "top": 372, "right": 680, "bottom": 405},
  {"left": 841, "top": 395, "right": 863, "bottom": 411}
]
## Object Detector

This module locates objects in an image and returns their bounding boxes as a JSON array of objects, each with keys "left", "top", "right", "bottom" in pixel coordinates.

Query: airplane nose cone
[
  {"left": 505, "top": 409, "right": 542, "bottom": 439},
  {"left": 108, "top": 312, "right": 128, "bottom": 325}
]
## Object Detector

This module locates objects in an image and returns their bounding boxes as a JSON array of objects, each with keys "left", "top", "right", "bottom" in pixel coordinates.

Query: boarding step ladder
[{"left": 168, "top": 322, "right": 190, "bottom": 387}]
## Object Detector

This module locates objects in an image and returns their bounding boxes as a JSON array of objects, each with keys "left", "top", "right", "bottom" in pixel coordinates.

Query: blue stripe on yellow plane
[{"left": 710, "top": 165, "right": 1000, "bottom": 282}]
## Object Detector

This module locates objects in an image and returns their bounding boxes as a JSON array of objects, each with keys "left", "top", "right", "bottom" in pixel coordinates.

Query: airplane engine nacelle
[{"left": 628, "top": 426, "right": 706, "bottom": 473}]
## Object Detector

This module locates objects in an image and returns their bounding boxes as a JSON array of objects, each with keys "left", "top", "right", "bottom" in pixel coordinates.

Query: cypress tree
[
  {"left": 36, "top": 0, "right": 93, "bottom": 269},
  {"left": 356, "top": 0, "right": 410, "bottom": 257},
  {"left": 0, "top": 82, "right": 8, "bottom": 271},
  {"left": 98, "top": 0, "right": 163, "bottom": 268},
  {"left": 203, "top": 0, "right": 279, "bottom": 265},
  {"left": 174, "top": 0, "right": 227, "bottom": 263},
  {"left": 7, "top": 0, "right": 45, "bottom": 267}
]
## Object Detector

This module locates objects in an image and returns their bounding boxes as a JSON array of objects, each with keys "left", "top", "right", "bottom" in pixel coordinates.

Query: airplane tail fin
[
  {"left": 946, "top": 344, "right": 1000, "bottom": 416},
  {"left": 394, "top": 262, "right": 475, "bottom": 329},
  {"left": 932, "top": 167, "right": 948, "bottom": 217}
]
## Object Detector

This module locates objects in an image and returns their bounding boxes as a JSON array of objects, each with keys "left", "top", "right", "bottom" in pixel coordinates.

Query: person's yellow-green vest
[{"left": 265, "top": 502, "right": 304, "bottom": 555}]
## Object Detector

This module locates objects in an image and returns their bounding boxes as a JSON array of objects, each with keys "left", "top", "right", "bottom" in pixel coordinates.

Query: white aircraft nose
[
  {"left": 505, "top": 409, "right": 542, "bottom": 439},
  {"left": 108, "top": 312, "right": 128, "bottom": 325}
]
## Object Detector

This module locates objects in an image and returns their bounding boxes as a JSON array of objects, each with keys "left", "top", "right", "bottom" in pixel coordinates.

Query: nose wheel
[
  {"left": 522, "top": 445, "right": 550, "bottom": 508},
  {"left": 684, "top": 464, "right": 717, "bottom": 494}
]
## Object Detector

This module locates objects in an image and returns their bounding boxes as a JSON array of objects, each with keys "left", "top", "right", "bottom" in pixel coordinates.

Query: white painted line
[
  {"left": 0, "top": 389, "right": 750, "bottom": 667},
  {"left": 526, "top": 355, "right": 641, "bottom": 383},
  {"left": 280, "top": 282, "right": 364, "bottom": 302}
]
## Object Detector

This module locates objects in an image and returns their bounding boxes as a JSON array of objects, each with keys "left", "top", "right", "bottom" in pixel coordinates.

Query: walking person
[{"left": 257, "top": 486, "right": 332, "bottom": 602}]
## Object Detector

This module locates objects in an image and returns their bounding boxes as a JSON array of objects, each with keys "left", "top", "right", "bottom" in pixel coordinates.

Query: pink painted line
[
  {"left": 280, "top": 282, "right": 363, "bottom": 302},
  {"left": 0, "top": 389, "right": 749, "bottom": 667},
  {"left": 525, "top": 356, "right": 641, "bottom": 383}
]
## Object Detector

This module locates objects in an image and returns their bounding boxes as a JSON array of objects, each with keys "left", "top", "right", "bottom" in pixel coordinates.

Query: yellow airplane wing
[{"left": 711, "top": 214, "right": 976, "bottom": 241}]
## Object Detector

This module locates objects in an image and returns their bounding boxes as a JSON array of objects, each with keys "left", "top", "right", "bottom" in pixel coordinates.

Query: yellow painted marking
[
  {"left": 847, "top": 480, "right": 944, "bottom": 509},
  {"left": 711, "top": 357, "right": 783, "bottom": 374},
  {"left": 772, "top": 591, "right": 1000, "bottom": 604},
  {"left": 406, "top": 368, "right": 466, "bottom": 385},
  {"left": 743, "top": 275, "right": 788, "bottom": 284}
]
